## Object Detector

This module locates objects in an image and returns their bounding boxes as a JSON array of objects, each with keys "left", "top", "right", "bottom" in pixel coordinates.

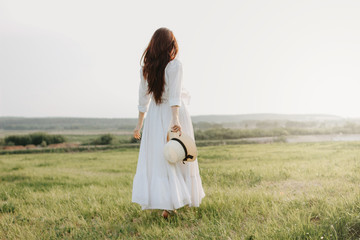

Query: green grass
[{"left": 1, "top": 142, "right": 360, "bottom": 239}]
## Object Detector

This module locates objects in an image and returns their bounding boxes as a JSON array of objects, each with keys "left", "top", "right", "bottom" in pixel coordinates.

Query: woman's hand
[
  {"left": 171, "top": 117, "right": 182, "bottom": 136},
  {"left": 133, "top": 124, "right": 142, "bottom": 140},
  {"left": 134, "top": 111, "right": 145, "bottom": 140}
]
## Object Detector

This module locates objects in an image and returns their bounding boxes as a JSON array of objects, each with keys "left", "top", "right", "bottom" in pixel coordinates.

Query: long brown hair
[{"left": 140, "top": 28, "right": 178, "bottom": 104}]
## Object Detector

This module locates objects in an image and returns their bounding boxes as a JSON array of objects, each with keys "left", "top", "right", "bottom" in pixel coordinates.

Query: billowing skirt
[{"left": 131, "top": 92, "right": 205, "bottom": 210}]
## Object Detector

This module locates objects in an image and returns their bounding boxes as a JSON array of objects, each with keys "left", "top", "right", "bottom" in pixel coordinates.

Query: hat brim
[{"left": 167, "top": 130, "right": 197, "bottom": 162}]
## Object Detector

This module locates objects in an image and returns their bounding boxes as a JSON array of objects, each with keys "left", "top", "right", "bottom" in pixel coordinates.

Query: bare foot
[{"left": 162, "top": 210, "right": 169, "bottom": 219}]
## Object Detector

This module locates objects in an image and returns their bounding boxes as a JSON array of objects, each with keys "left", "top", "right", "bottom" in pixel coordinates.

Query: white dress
[{"left": 132, "top": 59, "right": 205, "bottom": 210}]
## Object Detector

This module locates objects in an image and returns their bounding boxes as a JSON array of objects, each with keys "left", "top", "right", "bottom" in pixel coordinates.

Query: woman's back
[{"left": 140, "top": 58, "right": 183, "bottom": 107}]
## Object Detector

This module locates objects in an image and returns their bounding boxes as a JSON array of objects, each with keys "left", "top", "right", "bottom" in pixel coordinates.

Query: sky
[{"left": 1, "top": 0, "right": 360, "bottom": 118}]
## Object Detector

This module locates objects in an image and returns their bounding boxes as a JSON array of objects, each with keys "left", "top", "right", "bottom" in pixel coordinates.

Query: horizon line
[{"left": 0, "top": 113, "right": 358, "bottom": 119}]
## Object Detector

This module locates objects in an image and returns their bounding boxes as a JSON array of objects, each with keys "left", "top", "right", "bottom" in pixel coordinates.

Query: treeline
[
  {"left": 0, "top": 117, "right": 136, "bottom": 131},
  {"left": 0, "top": 133, "right": 132, "bottom": 147},
  {"left": 194, "top": 122, "right": 360, "bottom": 140},
  {"left": 195, "top": 128, "right": 287, "bottom": 140},
  {"left": 1, "top": 116, "right": 350, "bottom": 131},
  {"left": 3, "top": 122, "right": 360, "bottom": 147},
  {"left": 2, "top": 132, "right": 65, "bottom": 146}
]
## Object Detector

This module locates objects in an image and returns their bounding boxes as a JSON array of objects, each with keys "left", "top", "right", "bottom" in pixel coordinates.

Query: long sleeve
[
  {"left": 167, "top": 59, "right": 183, "bottom": 107},
  {"left": 138, "top": 68, "right": 151, "bottom": 113}
]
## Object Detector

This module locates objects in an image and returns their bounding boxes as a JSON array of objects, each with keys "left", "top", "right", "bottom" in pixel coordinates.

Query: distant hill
[
  {"left": 0, "top": 117, "right": 136, "bottom": 131},
  {"left": 0, "top": 114, "right": 345, "bottom": 132},
  {"left": 191, "top": 113, "right": 343, "bottom": 123}
]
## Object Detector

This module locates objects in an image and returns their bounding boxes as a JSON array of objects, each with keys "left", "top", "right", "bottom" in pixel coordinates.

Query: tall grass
[{"left": 1, "top": 142, "right": 360, "bottom": 239}]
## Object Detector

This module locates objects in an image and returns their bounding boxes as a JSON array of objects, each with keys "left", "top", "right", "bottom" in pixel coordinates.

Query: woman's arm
[
  {"left": 168, "top": 60, "right": 183, "bottom": 135},
  {"left": 133, "top": 111, "right": 145, "bottom": 140},
  {"left": 134, "top": 67, "right": 151, "bottom": 140},
  {"left": 170, "top": 106, "right": 182, "bottom": 135}
]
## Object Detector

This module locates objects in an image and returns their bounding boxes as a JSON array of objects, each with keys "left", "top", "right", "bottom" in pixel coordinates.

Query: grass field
[{"left": 1, "top": 142, "right": 360, "bottom": 239}]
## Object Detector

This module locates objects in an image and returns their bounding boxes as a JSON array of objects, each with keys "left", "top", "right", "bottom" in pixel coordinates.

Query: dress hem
[{"left": 132, "top": 192, "right": 206, "bottom": 211}]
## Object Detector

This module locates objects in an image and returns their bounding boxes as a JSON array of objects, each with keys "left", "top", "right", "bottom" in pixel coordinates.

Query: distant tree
[
  {"left": 41, "top": 140, "right": 47, "bottom": 147},
  {"left": 4, "top": 132, "right": 65, "bottom": 146},
  {"left": 91, "top": 134, "right": 115, "bottom": 145}
]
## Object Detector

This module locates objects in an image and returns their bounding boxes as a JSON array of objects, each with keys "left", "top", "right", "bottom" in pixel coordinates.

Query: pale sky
[{"left": 1, "top": 0, "right": 360, "bottom": 118}]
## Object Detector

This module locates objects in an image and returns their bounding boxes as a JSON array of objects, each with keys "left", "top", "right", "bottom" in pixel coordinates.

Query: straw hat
[{"left": 163, "top": 130, "right": 198, "bottom": 164}]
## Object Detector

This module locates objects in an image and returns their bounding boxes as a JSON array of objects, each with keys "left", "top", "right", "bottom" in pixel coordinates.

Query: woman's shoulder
[{"left": 165, "top": 58, "right": 182, "bottom": 72}]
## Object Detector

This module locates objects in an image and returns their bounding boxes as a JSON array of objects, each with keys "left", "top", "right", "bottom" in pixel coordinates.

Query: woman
[{"left": 132, "top": 27, "right": 205, "bottom": 218}]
